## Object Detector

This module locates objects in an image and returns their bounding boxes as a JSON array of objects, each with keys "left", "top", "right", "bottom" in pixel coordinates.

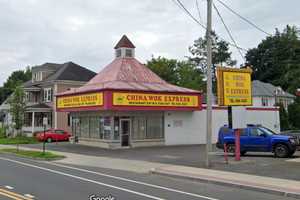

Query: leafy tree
[
  {"left": 278, "top": 103, "right": 290, "bottom": 131},
  {"left": 0, "top": 67, "right": 31, "bottom": 104},
  {"left": 147, "top": 57, "right": 178, "bottom": 85},
  {"left": 147, "top": 57, "right": 205, "bottom": 91},
  {"left": 8, "top": 86, "right": 26, "bottom": 135},
  {"left": 188, "top": 31, "right": 236, "bottom": 74},
  {"left": 288, "top": 97, "right": 300, "bottom": 129},
  {"left": 246, "top": 25, "right": 300, "bottom": 93}
]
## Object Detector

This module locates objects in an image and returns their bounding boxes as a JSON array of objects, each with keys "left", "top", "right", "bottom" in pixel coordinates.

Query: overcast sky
[{"left": 0, "top": 0, "right": 300, "bottom": 86}]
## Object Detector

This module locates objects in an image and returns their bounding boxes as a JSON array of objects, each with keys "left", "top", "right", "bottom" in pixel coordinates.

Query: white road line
[
  {"left": 24, "top": 194, "right": 35, "bottom": 199},
  {"left": 49, "top": 162, "right": 219, "bottom": 200},
  {"left": 4, "top": 185, "right": 14, "bottom": 190},
  {"left": 0, "top": 157, "right": 164, "bottom": 200}
]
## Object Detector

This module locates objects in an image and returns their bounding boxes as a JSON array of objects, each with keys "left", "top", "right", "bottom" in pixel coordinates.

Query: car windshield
[{"left": 259, "top": 127, "right": 277, "bottom": 135}]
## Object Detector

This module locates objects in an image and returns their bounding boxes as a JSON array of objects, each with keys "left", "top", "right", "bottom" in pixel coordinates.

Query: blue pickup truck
[{"left": 216, "top": 125, "right": 299, "bottom": 158}]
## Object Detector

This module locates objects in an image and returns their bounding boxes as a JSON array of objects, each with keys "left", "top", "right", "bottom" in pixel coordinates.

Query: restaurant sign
[
  {"left": 57, "top": 92, "right": 103, "bottom": 109},
  {"left": 217, "top": 67, "right": 252, "bottom": 106},
  {"left": 113, "top": 92, "right": 200, "bottom": 107}
]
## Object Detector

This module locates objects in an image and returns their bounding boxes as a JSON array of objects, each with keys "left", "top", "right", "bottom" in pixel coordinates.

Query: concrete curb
[{"left": 150, "top": 168, "right": 300, "bottom": 199}]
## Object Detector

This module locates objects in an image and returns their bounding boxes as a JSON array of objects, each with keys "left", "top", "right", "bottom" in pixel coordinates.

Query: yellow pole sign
[
  {"left": 217, "top": 67, "right": 252, "bottom": 106},
  {"left": 57, "top": 92, "right": 103, "bottom": 109}
]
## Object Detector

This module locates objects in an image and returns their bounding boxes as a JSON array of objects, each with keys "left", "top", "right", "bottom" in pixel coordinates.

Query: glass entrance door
[{"left": 120, "top": 119, "right": 130, "bottom": 147}]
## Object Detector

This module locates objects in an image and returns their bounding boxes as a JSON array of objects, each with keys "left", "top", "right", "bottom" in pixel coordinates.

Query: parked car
[
  {"left": 281, "top": 130, "right": 300, "bottom": 150},
  {"left": 36, "top": 129, "right": 71, "bottom": 143},
  {"left": 216, "top": 125, "right": 299, "bottom": 158}
]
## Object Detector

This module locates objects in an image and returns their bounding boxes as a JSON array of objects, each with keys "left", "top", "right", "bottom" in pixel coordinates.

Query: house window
[
  {"left": 116, "top": 49, "right": 121, "bottom": 57},
  {"left": 43, "top": 88, "right": 53, "bottom": 102},
  {"left": 125, "top": 49, "right": 133, "bottom": 57},
  {"left": 25, "top": 92, "right": 30, "bottom": 102},
  {"left": 261, "top": 97, "right": 268, "bottom": 106}
]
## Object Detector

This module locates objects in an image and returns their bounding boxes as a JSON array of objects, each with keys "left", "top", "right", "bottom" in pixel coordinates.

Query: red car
[{"left": 36, "top": 129, "right": 71, "bottom": 143}]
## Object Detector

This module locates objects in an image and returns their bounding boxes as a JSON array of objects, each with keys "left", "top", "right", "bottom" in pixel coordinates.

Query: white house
[{"left": 252, "top": 80, "right": 295, "bottom": 110}]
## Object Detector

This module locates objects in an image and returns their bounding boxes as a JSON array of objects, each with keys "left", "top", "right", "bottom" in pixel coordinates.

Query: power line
[
  {"left": 215, "top": 0, "right": 272, "bottom": 36},
  {"left": 171, "top": 0, "right": 247, "bottom": 51},
  {"left": 195, "top": 0, "right": 203, "bottom": 24},
  {"left": 172, "top": 0, "right": 206, "bottom": 29},
  {"left": 213, "top": 3, "right": 245, "bottom": 62}
]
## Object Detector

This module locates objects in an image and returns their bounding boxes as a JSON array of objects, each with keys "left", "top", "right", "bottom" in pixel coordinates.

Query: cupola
[{"left": 114, "top": 35, "right": 136, "bottom": 58}]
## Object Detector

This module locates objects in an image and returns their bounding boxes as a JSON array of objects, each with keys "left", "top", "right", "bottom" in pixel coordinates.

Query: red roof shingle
[
  {"left": 114, "top": 35, "right": 135, "bottom": 49},
  {"left": 59, "top": 57, "right": 200, "bottom": 96}
]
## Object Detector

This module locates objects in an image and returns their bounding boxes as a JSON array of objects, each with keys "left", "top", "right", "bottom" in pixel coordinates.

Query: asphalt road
[{"left": 0, "top": 154, "right": 297, "bottom": 200}]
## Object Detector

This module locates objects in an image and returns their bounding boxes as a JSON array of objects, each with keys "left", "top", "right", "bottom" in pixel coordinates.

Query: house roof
[
  {"left": 252, "top": 80, "right": 295, "bottom": 98},
  {"left": 114, "top": 35, "right": 135, "bottom": 49},
  {"left": 23, "top": 62, "right": 96, "bottom": 88},
  {"left": 59, "top": 57, "right": 200, "bottom": 96}
]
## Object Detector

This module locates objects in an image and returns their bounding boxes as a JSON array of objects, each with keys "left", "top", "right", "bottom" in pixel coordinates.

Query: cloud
[{"left": 0, "top": 0, "right": 299, "bottom": 86}]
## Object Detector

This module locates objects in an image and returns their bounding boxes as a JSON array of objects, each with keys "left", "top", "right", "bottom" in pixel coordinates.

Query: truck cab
[{"left": 217, "top": 125, "right": 299, "bottom": 158}]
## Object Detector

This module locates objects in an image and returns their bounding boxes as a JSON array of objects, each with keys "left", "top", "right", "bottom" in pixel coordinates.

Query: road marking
[
  {"left": 0, "top": 188, "right": 31, "bottom": 200},
  {"left": 0, "top": 191, "right": 23, "bottom": 200},
  {"left": 5, "top": 186, "right": 14, "bottom": 190},
  {"left": 50, "top": 162, "right": 219, "bottom": 200},
  {"left": 0, "top": 157, "right": 165, "bottom": 200},
  {"left": 24, "top": 194, "right": 35, "bottom": 199}
]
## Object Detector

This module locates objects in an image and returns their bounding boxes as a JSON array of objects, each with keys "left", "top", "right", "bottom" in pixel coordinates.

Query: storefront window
[
  {"left": 80, "top": 117, "right": 89, "bottom": 138},
  {"left": 146, "top": 116, "right": 164, "bottom": 139},
  {"left": 89, "top": 117, "right": 100, "bottom": 138},
  {"left": 132, "top": 117, "right": 146, "bottom": 140},
  {"left": 103, "top": 116, "right": 112, "bottom": 140},
  {"left": 72, "top": 117, "right": 80, "bottom": 137}
]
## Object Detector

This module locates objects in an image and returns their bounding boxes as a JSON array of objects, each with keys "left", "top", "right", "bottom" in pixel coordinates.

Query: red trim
[{"left": 246, "top": 107, "right": 279, "bottom": 111}]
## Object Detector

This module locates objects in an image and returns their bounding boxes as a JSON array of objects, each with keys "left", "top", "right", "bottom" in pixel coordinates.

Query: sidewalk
[
  {"left": 151, "top": 165, "right": 300, "bottom": 199},
  {"left": 0, "top": 144, "right": 170, "bottom": 173}
]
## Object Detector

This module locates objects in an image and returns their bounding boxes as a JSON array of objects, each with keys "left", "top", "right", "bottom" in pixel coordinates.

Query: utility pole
[{"left": 205, "top": 0, "right": 213, "bottom": 168}]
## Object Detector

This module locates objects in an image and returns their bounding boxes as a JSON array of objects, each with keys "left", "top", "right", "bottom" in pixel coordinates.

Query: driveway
[{"left": 22, "top": 142, "right": 300, "bottom": 181}]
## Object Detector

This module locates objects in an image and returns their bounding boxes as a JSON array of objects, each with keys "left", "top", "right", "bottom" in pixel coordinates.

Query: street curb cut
[{"left": 150, "top": 169, "right": 300, "bottom": 199}]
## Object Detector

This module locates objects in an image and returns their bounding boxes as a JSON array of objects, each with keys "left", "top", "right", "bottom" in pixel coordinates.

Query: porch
[{"left": 23, "top": 104, "right": 53, "bottom": 136}]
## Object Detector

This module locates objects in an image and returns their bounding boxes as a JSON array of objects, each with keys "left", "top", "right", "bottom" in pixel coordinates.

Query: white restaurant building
[{"left": 56, "top": 36, "right": 281, "bottom": 148}]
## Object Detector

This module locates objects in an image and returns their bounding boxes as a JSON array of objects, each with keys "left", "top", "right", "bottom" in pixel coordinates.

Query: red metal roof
[
  {"left": 58, "top": 57, "right": 200, "bottom": 96},
  {"left": 114, "top": 35, "right": 135, "bottom": 49}
]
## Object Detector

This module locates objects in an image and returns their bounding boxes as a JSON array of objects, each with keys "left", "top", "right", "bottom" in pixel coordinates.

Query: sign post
[
  {"left": 42, "top": 117, "right": 48, "bottom": 155},
  {"left": 217, "top": 67, "right": 252, "bottom": 161}
]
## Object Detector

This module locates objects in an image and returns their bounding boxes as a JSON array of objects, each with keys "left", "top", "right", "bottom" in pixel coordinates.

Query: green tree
[
  {"left": 8, "top": 86, "right": 26, "bottom": 135},
  {"left": 147, "top": 57, "right": 178, "bottom": 85},
  {"left": 288, "top": 97, "right": 300, "bottom": 129},
  {"left": 278, "top": 103, "right": 290, "bottom": 131},
  {"left": 188, "top": 31, "right": 236, "bottom": 74},
  {"left": 246, "top": 25, "right": 300, "bottom": 93},
  {"left": 0, "top": 67, "right": 31, "bottom": 104},
  {"left": 146, "top": 57, "right": 205, "bottom": 91}
]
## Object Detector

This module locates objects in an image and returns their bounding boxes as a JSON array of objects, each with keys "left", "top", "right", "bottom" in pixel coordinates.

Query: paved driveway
[{"left": 23, "top": 142, "right": 300, "bottom": 181}]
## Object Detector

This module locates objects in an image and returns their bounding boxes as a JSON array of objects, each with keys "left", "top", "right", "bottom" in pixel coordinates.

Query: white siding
[
  {"left": 164, "top": 109, "right": 228, "bottom": 145},
  {"left": 252, "top": 96, "right": 276, "bottom": 107},
  {"left": 245, "top": 108, "right": 280, "bottom": 133}
]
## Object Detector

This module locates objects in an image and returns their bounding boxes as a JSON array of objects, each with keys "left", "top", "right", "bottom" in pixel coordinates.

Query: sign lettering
[{"left": 57, "top": 93, "right": 103, "bottom": 109}]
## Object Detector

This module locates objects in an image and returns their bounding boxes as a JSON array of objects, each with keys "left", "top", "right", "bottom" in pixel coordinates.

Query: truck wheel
[
  {"left": 226, "top": 144, "right": 235, "bottom": 154},
  {"left": 274, "top": 144, "right": 289, "bottom": 158}
]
